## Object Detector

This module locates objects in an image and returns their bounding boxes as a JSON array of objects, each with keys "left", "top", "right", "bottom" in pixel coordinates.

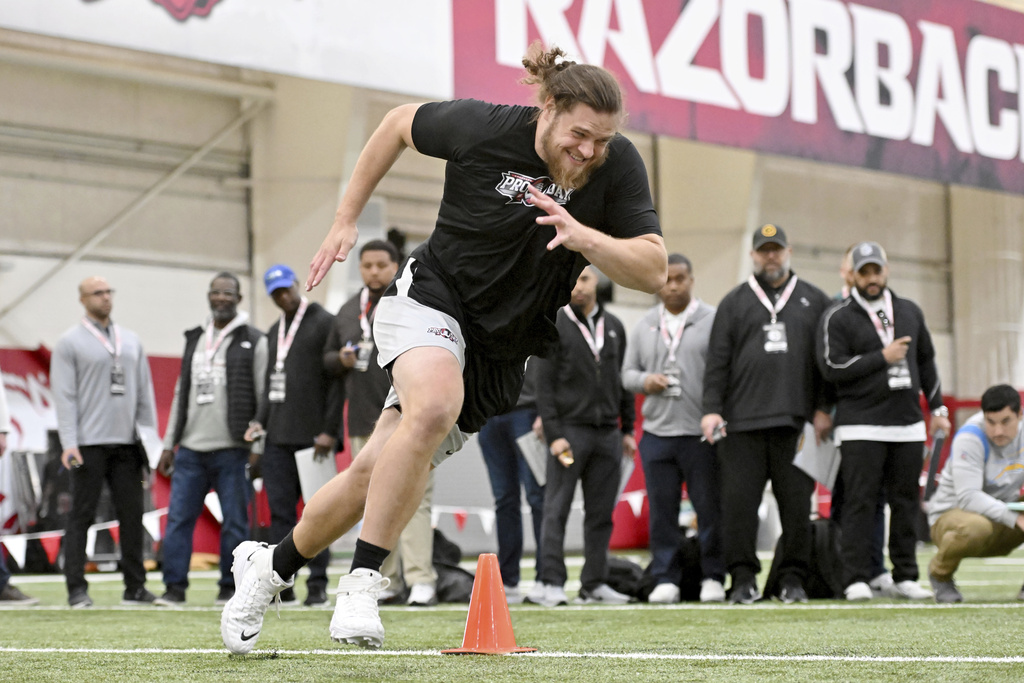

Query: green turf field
[{"left": 2, "top": 547, "right": 1023, "bottom": 682}]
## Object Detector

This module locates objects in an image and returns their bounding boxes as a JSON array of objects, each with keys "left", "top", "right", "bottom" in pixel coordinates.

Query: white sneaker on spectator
[
  {"left": 220, "top": 541, "right": 293, "bottom": 655},
  {"left": 407, "top": 583, "right": 437, "bottom": 606},
  {"left": 540, "top": 584, "right": 568, "bottom": 607},
  {"left": 894, "top": 580, "right": 933, "bottom": 600},
  {"left": 869, "top": 572, "right": 898, "bottom": 597},
  {"left": 699, "top": 579, "right": 726, "bottom": 603},
  {"left": 576, "top": 583, "right": 631, "bottom": 605},
  {"left": 844, "top": 581, "right": 873, "bottom": 601},
  {"left": 525, "top": 582, "right": 547, "bottom": 605},
  {"left": 330, "top": 569, "right": 390, "bottom": 648},
  {"left": 504, "top": 584, "right": 525, "bottom": 604},
  {"left": 648, "top": 582, "right": 680, "bottom": 604}
]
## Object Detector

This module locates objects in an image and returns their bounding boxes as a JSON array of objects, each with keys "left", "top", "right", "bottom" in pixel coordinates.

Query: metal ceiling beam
[{"left": 0, "top": 98, "right": 269, "bottom": 323}]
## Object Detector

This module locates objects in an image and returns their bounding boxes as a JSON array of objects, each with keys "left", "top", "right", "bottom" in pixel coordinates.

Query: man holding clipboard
[{"left": 245, "top": 264, "right": 342, "bottom": 607}]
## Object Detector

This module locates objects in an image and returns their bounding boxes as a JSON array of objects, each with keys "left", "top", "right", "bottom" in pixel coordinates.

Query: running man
[{"left": 221, "top": 43, "right": 667, "bottom": 653}]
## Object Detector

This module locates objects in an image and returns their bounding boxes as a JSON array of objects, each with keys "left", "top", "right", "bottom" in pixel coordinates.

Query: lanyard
[
  {"left": 203, "top": 320, "right": 236, "bottom": 374},
  {"left": 358, "top": 287, "right": 373, "bottom": 339},
  {"left": 659, "top": 299, "right": 699, "bottom": 363},
  {"left": 563, "top": 304, "right": 604, "bottom": 362},
  {"left": 81, "top": 318, "right": 121, "bottom": 361},
  {"left": 747, "top": 274, "right": 799, "bottom": 324},
  {"left": 275, "top": 297, "right": 309, "bottom": 372},
  {"left": 852, "top": 288, "right": 895, "bottom": 346}
]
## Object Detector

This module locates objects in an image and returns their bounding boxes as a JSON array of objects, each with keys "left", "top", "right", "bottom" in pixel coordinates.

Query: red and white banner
[{"left": 454, "top": 0, "right": 1024, "bottom": 194}]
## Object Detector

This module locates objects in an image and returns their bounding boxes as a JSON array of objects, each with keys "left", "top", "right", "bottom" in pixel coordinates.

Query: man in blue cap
[{"left": 244, "top": 264, "right": 342, "bottom": 606}]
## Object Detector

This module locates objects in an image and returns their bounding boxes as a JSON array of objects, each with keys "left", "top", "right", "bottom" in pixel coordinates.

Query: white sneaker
[
  {"left": 844, "top": 581, "right": 873, "bottom": 602},
  {"left": 407, "top": 583, "right": 437, "bottom": 606},
  {"left": 540, "top": 583, "right": 568, "bottom": 607},
  {"left": 576, "top": 583, "right": 631, "bottom": 605},
  {"left": 699, "top": 578, "right": 726, "bottom": 603},
  {"left": 893, "top": 580, "right": 933, "bottom": 600},
  {"left": 504, "top": 584, "right": 525, "bottom": 604},
  {"left": 525, "top": 582, "right": 547, "bottom": 604},
  {"left": 648, "top": 582, "right": 681, "bottom": 604},
  {"left": 220, "top": 541, "right": 293, "bottom": 655},
  {"left": 329, "top": 569, "right": 390, "bottom": 648},
  {"left": 869, "top": 572, "right": 898, "bottom": 597}
]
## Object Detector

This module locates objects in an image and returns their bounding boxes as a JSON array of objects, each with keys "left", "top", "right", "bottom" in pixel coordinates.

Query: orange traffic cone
[{"left": 441, "top": 553, "right": 537, "bottom": 655}]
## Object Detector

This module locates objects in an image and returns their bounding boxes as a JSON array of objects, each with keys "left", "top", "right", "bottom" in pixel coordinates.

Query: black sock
[
  {"left": 272, "top": 531, "right": 311, "bottom": 581},
  {"left": 351, "top": 538, "right": 390, "bottom": 573}
]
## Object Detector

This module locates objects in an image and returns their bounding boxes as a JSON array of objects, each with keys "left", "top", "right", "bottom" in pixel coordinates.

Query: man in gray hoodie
[
  {"left": 622, "top": 254, "right": 724, "bottom": 603},
  {"left": 927, "top": 384, "right": 1024, "bottom": 603}
]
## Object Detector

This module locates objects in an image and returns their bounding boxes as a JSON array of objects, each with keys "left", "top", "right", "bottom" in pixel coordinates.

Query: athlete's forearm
[{"left": 579, "top": 231, "right": 667, "bottom": 293}]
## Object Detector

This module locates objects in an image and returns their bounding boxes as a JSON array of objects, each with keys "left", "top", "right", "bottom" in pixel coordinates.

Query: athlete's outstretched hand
[
  {"left": 307, "top": 221, "right": 359, "bottom": 291},
  {"left": 528, "top": 184, "right": 589, "bottom": 252}
]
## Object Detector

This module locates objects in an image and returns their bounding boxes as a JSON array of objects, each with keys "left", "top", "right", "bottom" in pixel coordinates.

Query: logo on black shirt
[{"left": 495, "top": 172, "right": 573, "bottom": 206}]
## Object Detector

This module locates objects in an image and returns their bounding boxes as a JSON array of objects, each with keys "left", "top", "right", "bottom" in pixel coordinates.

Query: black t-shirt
[{"left": 393, "top": 98, "right": 661, "bottom": 361}]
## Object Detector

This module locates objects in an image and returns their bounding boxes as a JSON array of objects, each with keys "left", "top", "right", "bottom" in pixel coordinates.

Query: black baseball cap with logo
[{"left": 752, "top": 224, "right": 788, "bottom": 249}]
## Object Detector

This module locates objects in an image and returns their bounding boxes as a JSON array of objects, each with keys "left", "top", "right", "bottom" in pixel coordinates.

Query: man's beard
[
  {"left": 856, "top": 283, "right": 885, "bottom": 301},
  {"left": 541, "top": 125, "right": 608, "bottom": 191},
  {"left": 212, "top": 306, "right": 237, "bottom": 324},
  {"left": 755, "top": 257, "right": 791, "bottom": 285}
]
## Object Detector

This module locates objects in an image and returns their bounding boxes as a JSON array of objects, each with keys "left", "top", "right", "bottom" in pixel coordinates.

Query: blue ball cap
[{"left": 263, "top": 264, "right": 297, "bottom": 295}]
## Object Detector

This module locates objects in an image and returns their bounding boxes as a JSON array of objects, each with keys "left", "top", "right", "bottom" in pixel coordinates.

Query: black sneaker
[
  {"left": 304, "top": 584, "right": 328, "bottom": 606},
  {"left": 0, "top": 584, "right": 40, "bottom": 606},
  {"left": 69, "top": 589, "right": 93, "bottom": 609},
  {"left": 122, "top": 587, "right": 157, "bottom": 605},
  {"left": 1018, "top": 582, "right": 1024, "bottom": 602},
  {"left": 277, "top": 586, "right": 299, "bottom": 606},
  {"left": 214, "top": 586, "right": 235, "bottom": 606},
  {"left": 728, "top": 580, "right": 760, "bottom": 605},
  {"left": 779, "top": 578, "right": 808, "bottom": 605},
  {"left": 154, "top": 587, "right": 186, "bottom": 606}
]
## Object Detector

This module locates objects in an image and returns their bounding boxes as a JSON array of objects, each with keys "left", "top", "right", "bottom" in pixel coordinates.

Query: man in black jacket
[
  {"left": 818, "top": 241, "right": 951, "bottom": 601},
  {"left": 534, "top": 266, "right": 635, "bottom": 606},
  {"left": 702, "top": 224, "right": 833, "bottom": 605},
  {"left": 245, "top": 264, "right": 342, "bottom": 607}
]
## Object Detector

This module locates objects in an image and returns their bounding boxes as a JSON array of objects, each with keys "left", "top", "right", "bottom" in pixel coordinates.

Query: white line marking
[{"left": 0, "top": 647, "right": 1022, "bottom": 664}]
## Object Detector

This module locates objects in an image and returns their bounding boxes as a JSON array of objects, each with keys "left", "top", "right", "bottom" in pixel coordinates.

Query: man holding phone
[{"left": 818, "top": 241, "right": 951, "bottom": 601}]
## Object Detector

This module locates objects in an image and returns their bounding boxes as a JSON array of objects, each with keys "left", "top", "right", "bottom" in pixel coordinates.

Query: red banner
[{"left": 454, "top": 0, "right": 1024, "bottom": 194}]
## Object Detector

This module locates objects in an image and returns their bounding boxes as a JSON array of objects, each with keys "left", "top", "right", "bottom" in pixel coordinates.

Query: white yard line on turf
[
  {"left": 1, "top": 647, "right": 1023, "bottom": 664},
  {"left": 3, "top": 602, "right": 1023, "bottom": 612}
]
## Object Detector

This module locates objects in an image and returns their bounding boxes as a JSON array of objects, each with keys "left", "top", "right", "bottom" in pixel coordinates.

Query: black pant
[
  {"left": 718, "top": 427, "right": 813, "bottom": 585},
  {"left": 538, "top": 425, "right": 621, "bottom": 590},
  {"left": 262, "top": 442, "right": 330, "bottom": 587},
  {"left": 838, "top": 439, "right": 923, "bottom": 586},
  {"left": 65, "top": 444, "right": 146, "bottom": 595}
]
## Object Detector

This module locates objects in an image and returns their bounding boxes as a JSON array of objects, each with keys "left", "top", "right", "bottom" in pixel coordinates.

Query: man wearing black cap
[
  {"left": 702, "top": 224, "right": 833, "bottom": 604},
  {"left": 818, "top": 241, "right": 950, "bottom": 601},
  {"left": 244, "top": 264, "right": 342, "bottom": 606}
]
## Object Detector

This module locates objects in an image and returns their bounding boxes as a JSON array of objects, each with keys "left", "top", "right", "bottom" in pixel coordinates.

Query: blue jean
[
  {"left": 478, "top": 408, "right": 545, "bottom": 587},
  {"left": 162, "top": 446, "right": 251, "bottom": 590},
  {"left": 640, "top": 432, "right": 725, "bottom": 584}
]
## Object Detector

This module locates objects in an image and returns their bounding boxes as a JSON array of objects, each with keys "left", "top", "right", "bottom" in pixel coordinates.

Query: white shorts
[{"left": 373, "top": 294, "right": 470, "bottom": 467}]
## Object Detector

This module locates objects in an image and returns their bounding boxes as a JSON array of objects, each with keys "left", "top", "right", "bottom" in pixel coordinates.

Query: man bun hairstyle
[
  {"left": 521, "top": 42, "right": 623, "bottom": 120},
  {"left": 981, "top": 384, "right": 1022, "bottom": 414}
]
